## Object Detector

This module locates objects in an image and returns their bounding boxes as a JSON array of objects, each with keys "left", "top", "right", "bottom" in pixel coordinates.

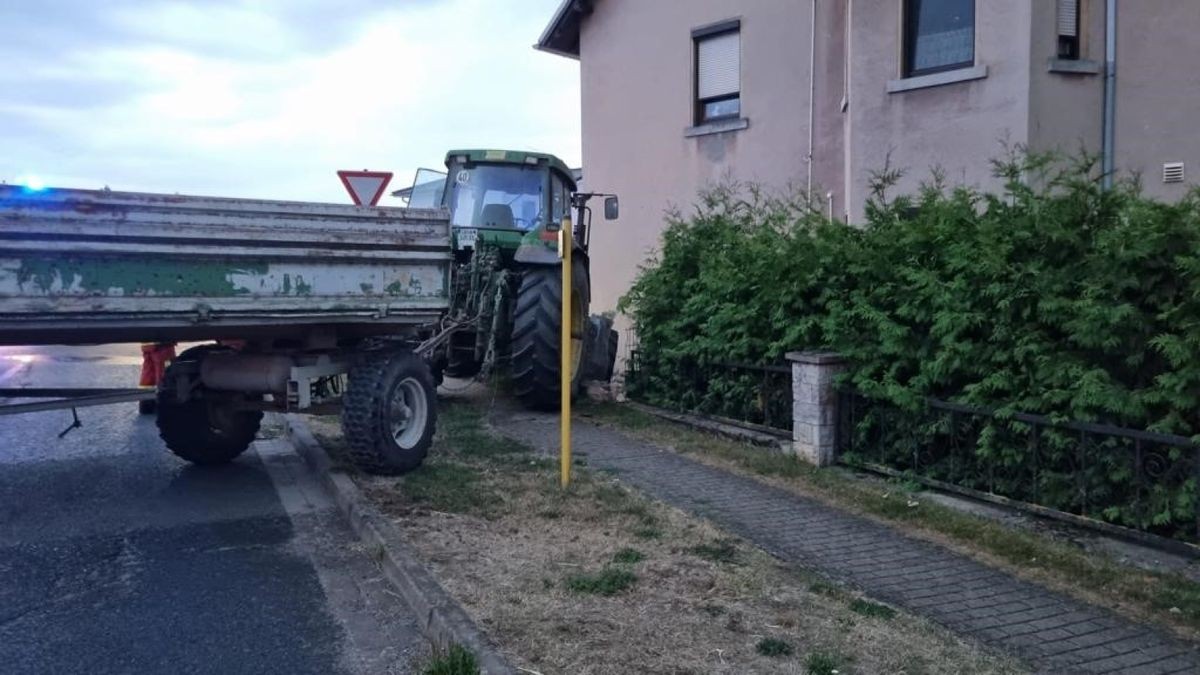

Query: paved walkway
[{"left": 490, "top": 409, "right": 1200, "bottom": 674}]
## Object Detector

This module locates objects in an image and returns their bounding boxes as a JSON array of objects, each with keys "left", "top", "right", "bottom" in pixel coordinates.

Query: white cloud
[{"left": 0, "top": 0, "right": 578, "bottom": 203}]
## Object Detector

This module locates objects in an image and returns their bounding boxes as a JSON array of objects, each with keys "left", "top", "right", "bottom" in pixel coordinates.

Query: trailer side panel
[{"left": 0, "top": 185, "right": 451, "bottom": 345}]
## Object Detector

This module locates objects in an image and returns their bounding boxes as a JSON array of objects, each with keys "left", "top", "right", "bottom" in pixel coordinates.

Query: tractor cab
[
  {"left": 405, "top": 149, "right": 615, "bottom": 260},
  {"left": 405, "top": 150, "right": 571, "bottom": 257},
  {"left": 402, "top": 149, "right": 620, "bottom": 409},
  {"left": 443, "top": 150, "right": 573, "bottom": 229}
]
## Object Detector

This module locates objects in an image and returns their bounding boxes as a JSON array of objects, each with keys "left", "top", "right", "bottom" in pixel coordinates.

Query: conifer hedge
[{"left": 620, "top": 153, "right": 1200, "bottom": 536}]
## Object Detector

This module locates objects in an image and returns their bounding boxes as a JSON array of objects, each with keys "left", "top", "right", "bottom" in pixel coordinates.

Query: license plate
[{"left": 456, "top": 228, "right": 478, "bottom": 249}]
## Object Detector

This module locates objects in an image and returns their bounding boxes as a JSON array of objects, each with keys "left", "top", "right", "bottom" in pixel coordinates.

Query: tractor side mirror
[{"left": 604, "top": 196, "right": 619, "bottom": 220}]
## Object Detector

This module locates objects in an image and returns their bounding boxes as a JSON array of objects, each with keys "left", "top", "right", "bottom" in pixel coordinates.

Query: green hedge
[{"left": 620, "top": 153, "right": 1200, "bottom": 535}]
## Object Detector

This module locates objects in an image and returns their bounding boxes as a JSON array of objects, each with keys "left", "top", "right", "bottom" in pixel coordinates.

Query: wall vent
[{"left": 1163, "top": 162, "right": 1186, "bottom": 184}]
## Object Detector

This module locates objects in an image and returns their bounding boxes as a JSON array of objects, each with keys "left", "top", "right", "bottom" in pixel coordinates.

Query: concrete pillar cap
[{"left": 785, "top": 351, "right": 845, "bottom": 365}]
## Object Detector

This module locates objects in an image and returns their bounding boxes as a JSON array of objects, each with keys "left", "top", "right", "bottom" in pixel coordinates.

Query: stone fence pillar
[{"left": 785, "top": 351, "right": 845, "bottom": 466}]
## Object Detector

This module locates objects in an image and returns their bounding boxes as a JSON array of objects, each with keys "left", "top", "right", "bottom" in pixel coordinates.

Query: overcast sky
[{"left": 0, "top": 0, "right": 578, "bottom": 203}]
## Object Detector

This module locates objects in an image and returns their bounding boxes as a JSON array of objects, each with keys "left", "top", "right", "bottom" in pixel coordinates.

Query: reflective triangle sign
[{"left": 337, "top": 170, "right": 393, "bottom": 206}]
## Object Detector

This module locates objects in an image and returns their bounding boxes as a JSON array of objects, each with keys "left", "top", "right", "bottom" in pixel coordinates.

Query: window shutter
[
  {"left": 1057, "top": 0, "right": 1078, "bottom": 37},
  {"left": 697, "top": 31, "right": 740, "bottom": 99}
]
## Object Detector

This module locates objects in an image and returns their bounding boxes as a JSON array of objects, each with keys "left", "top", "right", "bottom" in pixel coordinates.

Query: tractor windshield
[{"left": 444, "top": 164, "right": 545, "bottom": 231}]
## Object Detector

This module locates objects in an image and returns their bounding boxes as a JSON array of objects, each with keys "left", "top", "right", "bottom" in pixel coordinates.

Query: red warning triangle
[{"left": 337, "top": 170, "right": 393, "bottom": 206}]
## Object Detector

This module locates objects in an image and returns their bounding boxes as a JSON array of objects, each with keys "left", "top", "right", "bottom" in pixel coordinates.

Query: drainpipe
[
  {"left": 842, "top": 0, "right": 852, "bottom": 222},
  {"left": 1102, "top": 0, "right": 1117, "bottom": 189},
  {"left": 807, "top": 0, "right": 817, "bottom": 200}
]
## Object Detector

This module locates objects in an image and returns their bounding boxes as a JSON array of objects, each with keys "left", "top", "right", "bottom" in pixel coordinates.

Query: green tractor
[{"left": 404, "top": 149, "right": 620, "bottom": 410}]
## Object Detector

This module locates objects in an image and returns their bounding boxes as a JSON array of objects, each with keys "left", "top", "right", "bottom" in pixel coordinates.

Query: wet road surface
[{"left": 0, "top": 345, "right": 421, "bottom": 674}]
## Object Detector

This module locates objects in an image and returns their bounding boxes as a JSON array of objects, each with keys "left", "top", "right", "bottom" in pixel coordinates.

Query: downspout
[
  {"left": 807, "top": 0, "right": 817, "bottom": 200},
  {"left": 1102, "top": 0, "right": 1117, "bottom": 189},
  {"left": 842, "top": 0, "right": 852, "bottom": 222}
]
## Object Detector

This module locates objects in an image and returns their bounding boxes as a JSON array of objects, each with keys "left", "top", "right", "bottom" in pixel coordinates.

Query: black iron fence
[
  {"left": 626, "top": 349, "right": 793, "bottom": 432},
  {"left": 837, "top": 389, "right": 1200, "bottom": 543}
]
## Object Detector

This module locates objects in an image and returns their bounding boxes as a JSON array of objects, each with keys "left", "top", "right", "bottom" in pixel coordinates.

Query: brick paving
[{"left": 491, "top": 409, "right": 1200, "bottom": 674}]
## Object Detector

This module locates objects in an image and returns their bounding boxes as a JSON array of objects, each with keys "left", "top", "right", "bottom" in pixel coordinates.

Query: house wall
[
  {"left": 567, "top": 0, "right": 1200, "bottom": 369},
  {"left": 1026, "top": 0, "right": 1105, "bottom": 162},
  {"left": 1112, "top": 1, "right": 1200, "bottom": 200},
  {"left": 578, "top": 0, "right": 837, "bottom": 360},
  {"left": 843, "top": 0, "right": 1033, "bottom": 221}
]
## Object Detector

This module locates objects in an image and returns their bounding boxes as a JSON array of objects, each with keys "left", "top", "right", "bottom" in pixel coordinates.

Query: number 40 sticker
[{"left": 455, "top": 170, "right": 470, "bottom": 185}]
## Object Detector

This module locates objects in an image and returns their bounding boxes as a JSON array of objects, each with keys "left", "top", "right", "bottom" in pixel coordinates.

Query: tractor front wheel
[{"left": 512, "top": 264, "right": 589, "bottom": 411}]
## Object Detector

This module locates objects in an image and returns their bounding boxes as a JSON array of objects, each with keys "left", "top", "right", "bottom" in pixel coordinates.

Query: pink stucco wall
[
  {"left": 568, "top": 0, "right": 1199, "bottom": 365},
  {"left": 1112, "top": 1, "right": 1200, "bottom": 200},
  {"left": 579, "top": 0, "right": 831, "bottom": 358}
]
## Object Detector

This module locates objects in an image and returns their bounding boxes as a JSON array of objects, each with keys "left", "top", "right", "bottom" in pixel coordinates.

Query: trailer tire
[
  {"left": 342, "top": 350, "right": 436, "bottom": 475},
  {"left": 512, "top": 264, "right": 589, "bottom": 411},
  {"left": 156, "top": 345, "right": 262, "bottom": 466}
]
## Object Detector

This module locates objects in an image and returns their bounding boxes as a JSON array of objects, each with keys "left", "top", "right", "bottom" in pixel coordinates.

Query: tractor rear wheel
[{"left": 512, "top": 264, "right": 589, "bottom": 411}]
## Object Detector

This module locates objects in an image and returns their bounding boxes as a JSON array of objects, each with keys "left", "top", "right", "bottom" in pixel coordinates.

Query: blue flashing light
[{"left": 16, "top": 175, "right": 46, "bottom": 192}]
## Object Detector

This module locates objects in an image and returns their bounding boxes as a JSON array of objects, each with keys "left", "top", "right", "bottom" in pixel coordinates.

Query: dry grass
[
  {"left": 576, "top": 400, "right": 1200, "bottom": 643},
  {"left": 316, "top": 401, "right": 1023, "bottom": 674}
]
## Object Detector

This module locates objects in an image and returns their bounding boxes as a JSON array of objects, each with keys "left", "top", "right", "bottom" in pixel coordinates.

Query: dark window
[
  {"left": 550, "top": 173, "right": 569, "bottom": 225},
  {"left": 694, "top": 21, "right": 740, "bottom": 124},
  {"left": 444, "top": 164, "right": 544, "bottom": 231},
  {"left": 903, "top": 0, "right": 976, "bottom": 77},
  {"left": 1057, "top": 0, "right": 1080, "bottom": 59}
]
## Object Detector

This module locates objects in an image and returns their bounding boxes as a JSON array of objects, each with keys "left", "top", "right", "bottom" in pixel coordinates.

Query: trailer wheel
[
  {"left": 156, "top": 345, "right": 262, "bottom": 466},
  {"left": 342, "top": 350, "right": 437, "bottom": 475}
]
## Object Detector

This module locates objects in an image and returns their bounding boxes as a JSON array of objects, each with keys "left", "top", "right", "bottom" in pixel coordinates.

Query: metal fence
[
  {"left": 626, "top": 350, "right": 793, "bottom": 432},
  {"left": 836, "top": 389, "right": 1200, "bottom": 543}
]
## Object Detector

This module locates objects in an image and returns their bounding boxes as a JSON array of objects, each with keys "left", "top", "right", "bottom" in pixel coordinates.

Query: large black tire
[
  {"left": 512, "top": 263, "right": 590, "bottom": 411},
  {"left": 342, "top": 350, "right": 437, "bottom": 475},
  {"left": 603, "top": 326, "right": 619, "bottom": 381},
  {"left": 583, "top": 315, "right": 620, "bottom": 382},
  {"left": 156, "top": 345, "right": 262, "bottom": 466}
]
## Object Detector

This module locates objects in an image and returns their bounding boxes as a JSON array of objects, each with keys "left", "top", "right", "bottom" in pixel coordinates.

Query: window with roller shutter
[
  {"left": 1057, "top": 0, "right": 1080, "bottom": 59},
  {"left": 693, "top": 21, "right": 740, "bottom": 125}
]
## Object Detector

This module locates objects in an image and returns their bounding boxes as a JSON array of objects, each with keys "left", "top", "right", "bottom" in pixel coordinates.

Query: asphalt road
[{"left": 0, "top": 344, "right": 422, "bottom": 674}]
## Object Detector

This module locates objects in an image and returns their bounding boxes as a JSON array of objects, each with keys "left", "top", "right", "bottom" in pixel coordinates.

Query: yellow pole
[{"left": 559, "top": 219, "right": 573, "bottom": 488}]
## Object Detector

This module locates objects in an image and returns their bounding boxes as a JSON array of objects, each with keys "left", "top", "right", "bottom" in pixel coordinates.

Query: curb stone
[{"left": 284, "top": 416, "right": 513, "bottom": 675}]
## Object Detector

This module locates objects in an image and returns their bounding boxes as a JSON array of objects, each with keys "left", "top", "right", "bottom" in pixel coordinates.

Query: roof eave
[
  {"left": 535, "top": 0, "right": 586, "bottom": 59},
  {"left": 533, "top": 43, "right": 581, "bottom": 60}
]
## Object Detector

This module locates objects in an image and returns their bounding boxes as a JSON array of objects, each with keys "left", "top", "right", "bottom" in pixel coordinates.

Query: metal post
[
  {"left": 1134, "top": 439, "right": 1143, "bottom": 530},
  {"left": 1031, "top": 425, "right": 1041, "bottom": 506},
  {"left": 1102, "top": 0, "right": 1117, "bottom": 189},
  {"left": 1194, "top": 445, "right": 1200, "bottom": 541},
  {"left": 559, "top": 219, "right": 573, "bottom": 488},
  {"left": 1078, "top": 430, "right": 1088, "bottom": 516}
]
